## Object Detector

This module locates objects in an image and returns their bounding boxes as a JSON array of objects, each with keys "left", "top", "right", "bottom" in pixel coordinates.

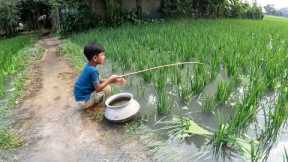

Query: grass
[
  {"left": 0, "top": 35, "right": 34, "bottom": 96},
  {"left": 60, "top": 16, "right": 288, "bottom": 160},
  {"left": 0, "top": 34, "right": 42, "bottom": 150},
  {"left": 0, "top": 129, "right": 23, "bottom": 149}
]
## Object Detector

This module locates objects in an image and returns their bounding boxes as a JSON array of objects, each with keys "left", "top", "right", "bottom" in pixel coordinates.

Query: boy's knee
[{"left": 103, "top": 85, "right": 112, "bottom": 97}]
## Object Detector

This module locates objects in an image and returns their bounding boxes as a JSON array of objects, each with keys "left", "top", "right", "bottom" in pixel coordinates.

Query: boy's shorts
[{"left": 78, "top": 85, "right": 112, "bottom": 109}]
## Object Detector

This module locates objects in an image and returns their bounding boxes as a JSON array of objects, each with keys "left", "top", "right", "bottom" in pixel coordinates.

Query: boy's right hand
[{"left": 108, "top": 75, "right": 122, "bottom": 83}]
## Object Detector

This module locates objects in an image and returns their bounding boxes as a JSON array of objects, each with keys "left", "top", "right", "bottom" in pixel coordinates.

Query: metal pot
[{"left": 104, "top": 93, "right": 140, "bottom": 122}]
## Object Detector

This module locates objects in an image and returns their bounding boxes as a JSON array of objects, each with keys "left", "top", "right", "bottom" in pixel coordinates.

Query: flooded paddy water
[{"left": 97, "top": 60, "right": 288, "bottom": 162}]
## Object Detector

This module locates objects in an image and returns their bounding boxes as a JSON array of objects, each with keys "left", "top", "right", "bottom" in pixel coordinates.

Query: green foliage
[
  {"left": 0, "top": 129, "right": 23, "bottom": 149},
  {"left": 104, "top": 0, "right": 122, "bottom": 25},
  {"left": 17, "top": 0, "right": 52, "bottom": 30},
  {"left": 0, "top": 0, "right": 19, "bottom": 36},
  {"left": 0, "top": 35, "right": 34, "bottom": 96},
  {"left": 161, "top": 0, "right": 263, "bottom": 19},
  {"left": 57, "top": 0, "right": 98, "bottom": 35},
  {"left": 161, "top": 0, "right": 195, "bottom": 17},
  {"left": 225, "top": 1, "right": 263, "bottom": 19}
]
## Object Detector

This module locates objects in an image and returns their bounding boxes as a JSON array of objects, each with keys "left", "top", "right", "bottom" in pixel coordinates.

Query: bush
[
  {"left": 58, "top": 1, "right": 99, "bottom": 35},
  {"left": 0, "top": 1, "right": 19, "bottom": 36},
  {"left": 17, "top": 0, "right": 52, "bottom": 30},
  {"left": 161, "top": 0, "right": 196, "bottom": 17},
  {"left": 225, "top": 2, "right": 263, "bottom": 19},
  {"left": 161, "top": 0, "right": 263, "bottom": 19}
]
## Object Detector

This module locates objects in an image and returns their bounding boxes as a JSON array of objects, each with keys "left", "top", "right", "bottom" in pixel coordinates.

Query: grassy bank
[{"left": 0, "top": 35, "right": 43, "bottom": 149}]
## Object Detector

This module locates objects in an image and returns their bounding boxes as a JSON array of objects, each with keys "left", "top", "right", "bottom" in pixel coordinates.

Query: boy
[{"left": 74, "top": 42, "right": 125, "bottom": 110}]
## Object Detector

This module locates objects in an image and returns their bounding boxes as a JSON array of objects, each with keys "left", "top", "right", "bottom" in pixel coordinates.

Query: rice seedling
[
  {"left": 253, "top": 86, "right": 288, "bottom": 161},
  {"left": 191, "top": 65, "right": 210, "bottom": 95},
  {"left": 154, "top": 72, "right": 170, "bottom": 114},
  {"left": 202, "top": 95, "right": 216, "bottom": 112},
  {"left": 229, "top": 72, "right": 266, "bottom": 134},
  {"left": 209, "top": 114, "right": 259, "bottom": 161},
  {"left": 155, "top": 117, "right": 212, "bottom": 141},
  {"left": 209, "top": 49, "right": 221, "bottom": 79},
  {"left": 283, "top": 147, "right": 288, "bottom": 162},
  {"left": 216, "top": 80, "right": 233, "bottom": 104}
]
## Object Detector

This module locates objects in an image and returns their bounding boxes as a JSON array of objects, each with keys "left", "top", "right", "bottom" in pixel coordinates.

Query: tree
[
  {"left": 0, "top": 0, "right": 19, "bottom": 36},
  {"left": 264, "top": 4, "right": 277, "bottom": 15}
]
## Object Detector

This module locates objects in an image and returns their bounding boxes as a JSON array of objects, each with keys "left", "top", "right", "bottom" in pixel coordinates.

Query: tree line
[{"left": 0, "top": 0, "right": 263, "bottom": 36}]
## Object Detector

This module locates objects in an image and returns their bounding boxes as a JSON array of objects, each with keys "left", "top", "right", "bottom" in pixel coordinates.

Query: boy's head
[{"left": 84, "top": 42, "right": 105, "bottom": 65}]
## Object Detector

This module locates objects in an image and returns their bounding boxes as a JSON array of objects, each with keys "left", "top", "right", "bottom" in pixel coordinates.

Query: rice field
[{"left": 60, "top": 16, "right": 288, "bottom": 161}]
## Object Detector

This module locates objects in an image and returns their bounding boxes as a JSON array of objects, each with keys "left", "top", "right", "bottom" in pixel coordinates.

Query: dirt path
[{"left": 8, "top": 37, "right": 149, "bottom": 162}]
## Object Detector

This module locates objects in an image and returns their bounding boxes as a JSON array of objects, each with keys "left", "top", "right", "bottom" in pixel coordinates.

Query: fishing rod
[{"left": 119, "top": 61, "right": 204, "bottom": 78}]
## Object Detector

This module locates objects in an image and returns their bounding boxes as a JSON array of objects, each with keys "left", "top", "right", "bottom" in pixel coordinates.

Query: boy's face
[{"left": 93, "top": 52, "right": 105, "bottom": 65}]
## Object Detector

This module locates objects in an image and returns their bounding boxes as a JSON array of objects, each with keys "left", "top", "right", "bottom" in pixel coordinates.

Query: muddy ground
[{"left": 1, "top": 37, "right": 150, "bottom": 162}]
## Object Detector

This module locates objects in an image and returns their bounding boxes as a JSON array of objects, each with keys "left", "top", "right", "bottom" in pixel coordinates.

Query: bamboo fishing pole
[{"left": 119, "top": 61, "right": 204, "bottom": 78}]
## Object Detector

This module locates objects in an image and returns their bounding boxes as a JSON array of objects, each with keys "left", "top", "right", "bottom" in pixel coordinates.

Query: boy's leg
[
  {"left": 78, "top": 85, "right": 112, "bottom": 110},
  {"left": 103, "top": 85, "right": 112, "bottom": 98}
]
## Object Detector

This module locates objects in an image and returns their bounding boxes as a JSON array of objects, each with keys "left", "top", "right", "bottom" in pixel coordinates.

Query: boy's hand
[
  {"left": 108, "top": 75, "right": 126, "bottom": 85},
  {"left": 108, "top": 75, "right": 120, "bottom": 83},
  {"left": 114, "top": 78, "right": 126, "bottom": 86}
]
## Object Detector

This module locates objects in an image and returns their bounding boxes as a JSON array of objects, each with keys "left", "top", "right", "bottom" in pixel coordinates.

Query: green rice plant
[
  {"left": 178, "top": 76, "right": 193, "bottom": 103},
  {"left": 154, "top": 72, "right": 170, "bottom": 114},
  {"left": 216, "top": 80, "right": 233, "bottom": 104},
  {"left": 156, "top": 117, "right": 212, "bottom": 140},
  {"left": 283, "top": 147, "right": 288, "bottom": 162},
  {"left": 223, "top": 52, "right": 239, "bottom": 77},
  {"left": 156, "top": 115, "right": 258, "bottom": 160},
  {"left": 210, "top": 114, "right": 259, "bottom": 160},
  {"left": 209, "top": 50, "right": 221, "bottom": 79},
  {"left": 229, "top": 73, "right": 266, "bottom": 134},
  {"left": 254, "top": 86, "right": 288, "bottom": 161},
  {"left": 191, "top": 65, "right": 210, "bottom": 95},
  {"left": 202, "top": 95, "right": 216, "bottom": 112}
]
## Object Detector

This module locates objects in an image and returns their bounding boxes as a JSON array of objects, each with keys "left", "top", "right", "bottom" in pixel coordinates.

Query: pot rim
[{"left": 105, "top": 92, "right": 133, "bottom": 109}]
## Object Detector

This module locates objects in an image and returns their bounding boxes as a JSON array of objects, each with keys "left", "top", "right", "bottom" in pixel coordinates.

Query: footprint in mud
[
  {"left": 57, "top": 72, "right": 75, "bottom": 81},
  {"left": 54, "top": 96, "right": 61, "bottom": 101}
]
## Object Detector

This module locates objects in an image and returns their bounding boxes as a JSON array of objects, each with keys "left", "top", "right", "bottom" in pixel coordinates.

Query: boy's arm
[
  {"left": 100, "top": 79, "right": 107, "bottom": 83},
  {"left": 94, "top": 75, "right": 120, "bottom": 92}
]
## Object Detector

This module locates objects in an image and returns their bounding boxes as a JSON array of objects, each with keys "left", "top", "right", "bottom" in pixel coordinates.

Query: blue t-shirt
[{"left": 74, "top": 64, "right": 100, "bottom": 101}]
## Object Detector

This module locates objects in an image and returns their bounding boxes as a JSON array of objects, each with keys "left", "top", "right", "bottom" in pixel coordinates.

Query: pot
[{"left": 104, "top": 93, "right": 140, "bottom": 122}]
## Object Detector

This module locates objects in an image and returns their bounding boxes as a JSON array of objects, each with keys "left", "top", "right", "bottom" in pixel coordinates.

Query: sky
[{"left": 247, "top": 0, "right": 288, "bottom": 9}]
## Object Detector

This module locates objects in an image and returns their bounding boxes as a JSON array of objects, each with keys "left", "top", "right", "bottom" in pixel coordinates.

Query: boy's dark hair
[{"left": 84, "top": 42, "right": 105, "bottom": 61}]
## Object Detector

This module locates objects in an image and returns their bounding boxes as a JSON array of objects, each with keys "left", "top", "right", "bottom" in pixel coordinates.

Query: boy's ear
[{"left": 93, "top": 55, "right": 98, "bottom": 62}]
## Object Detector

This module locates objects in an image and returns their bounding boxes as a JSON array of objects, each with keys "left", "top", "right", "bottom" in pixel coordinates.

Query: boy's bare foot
[{"left": 85, "top": 107, "right": 96, "bottom": 113}]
